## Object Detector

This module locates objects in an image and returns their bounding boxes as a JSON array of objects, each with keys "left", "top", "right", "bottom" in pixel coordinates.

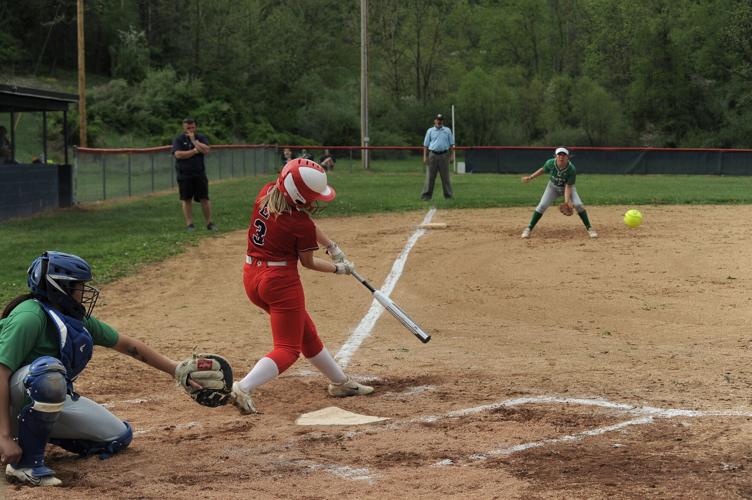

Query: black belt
[{"left": 430, "top": 150, "right": 448, "bottom": 154}]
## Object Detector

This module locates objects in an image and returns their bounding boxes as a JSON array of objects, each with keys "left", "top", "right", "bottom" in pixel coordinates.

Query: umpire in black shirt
[{"left": 172, "top": 118, "right": 217, "bottom": 231}]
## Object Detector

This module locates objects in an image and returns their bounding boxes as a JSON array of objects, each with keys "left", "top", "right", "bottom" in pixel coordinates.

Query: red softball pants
[{"left": 243, "top": 263, "right": 324, "bottom": 373}]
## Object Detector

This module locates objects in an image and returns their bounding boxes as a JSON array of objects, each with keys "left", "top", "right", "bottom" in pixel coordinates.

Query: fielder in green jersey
[{"left": 520, "top": 147, "right": 598, "bottom": 239}]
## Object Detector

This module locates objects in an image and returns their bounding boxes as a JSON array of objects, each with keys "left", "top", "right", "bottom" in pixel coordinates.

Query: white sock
[
  {"left": 307, "top": 348, "right": 347, "bottom": 384},
  {"left": 239, "top": 356, "right": 279, "bottom": 393}
]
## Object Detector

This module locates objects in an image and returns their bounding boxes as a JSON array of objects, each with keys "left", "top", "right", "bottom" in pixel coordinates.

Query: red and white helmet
[{"left": 276, "top": 158, "right": 336, "bottom": 207}]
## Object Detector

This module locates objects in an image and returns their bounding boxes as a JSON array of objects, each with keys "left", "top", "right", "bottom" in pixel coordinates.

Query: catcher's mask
[
  {"left": 276, "top": 158, "right": 336, "bottom": 209},
  {"left": 28, "top": 251, "right": 100, "bottom": 320}
]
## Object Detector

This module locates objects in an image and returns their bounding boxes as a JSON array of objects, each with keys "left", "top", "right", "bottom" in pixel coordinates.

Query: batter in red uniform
[{"left": 230, "top": 159, "right": 374, "bottom": 414}]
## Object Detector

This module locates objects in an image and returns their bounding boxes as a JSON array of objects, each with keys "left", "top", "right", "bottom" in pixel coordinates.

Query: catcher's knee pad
[
  {"left": 50, "top": 421, "right": 133, "bottom": 460},
  {"left": 15, "top": 357, "right": 67, "bottom": 472},
  {"left": 23, "top": 356, "right": 67, "bottom": 407}
]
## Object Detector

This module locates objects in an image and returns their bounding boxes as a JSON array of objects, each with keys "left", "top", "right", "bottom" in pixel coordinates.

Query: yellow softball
[{"left": 623, "top": 209, "right": 643, "bottom": 228}]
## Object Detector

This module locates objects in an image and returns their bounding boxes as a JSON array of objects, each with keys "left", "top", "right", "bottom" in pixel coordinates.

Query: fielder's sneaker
[
  {"left": 186, "top": 223, "right": 196, "bottom": 232},
  {"left": 328, "top": 377, "right": 374, "bottom": 397},
  {"left": 5, "top": 464, "right": 62, "bottom": 487},
  {"left": 230, "top": 382, "right": 258, "bottom": 415},
  {"left": 587, "top": 227, "right": 598, "bottom": 238},
  {"left": 521, "top": 227, "right": 531, "bottom": 239}
]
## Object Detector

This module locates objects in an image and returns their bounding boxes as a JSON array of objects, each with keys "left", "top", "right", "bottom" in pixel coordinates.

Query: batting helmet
[
  {"left": 276, "top": 158, "right": 336, "bottom": 207},
  {"left": 28, "top": 251, "right": 100, "bottom": 320}
]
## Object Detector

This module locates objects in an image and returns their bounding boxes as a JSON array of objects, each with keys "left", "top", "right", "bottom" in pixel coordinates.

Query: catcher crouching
[{"left": 0, "top": 251, "right": 232, "bottom": 487}]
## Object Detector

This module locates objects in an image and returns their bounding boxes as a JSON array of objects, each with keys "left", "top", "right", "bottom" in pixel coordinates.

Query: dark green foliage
[{"left": 5, "top": 0, "right": 752, "bottom": 148}]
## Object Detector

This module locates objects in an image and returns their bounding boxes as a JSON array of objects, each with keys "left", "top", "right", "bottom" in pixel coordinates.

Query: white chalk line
[
  {"left": 335, "top": 208, "right": 436, "bottom": 368},
  {"left": 101, "top": 398, "right": 150, "bottom": 408},
  {"left": 280, "top": 459, "right": 376, "bottom": 483},
  {"left": 101, "top": 393, "right": 752, "bottom": 481},
  {"left": 431, "top": 417, "right": 654, "bottom": 467},
  {"left": 133, "top": 421, "right": 200, "bottom": 437},
  {"left": 286, "top": 369, "right": 383, "bottom": 384},
  {"left": 336, "top": 394, "right": 752, "bottom": 470},
  {"left": 423, "top": 396, "right": 752, "bottom": 467}
]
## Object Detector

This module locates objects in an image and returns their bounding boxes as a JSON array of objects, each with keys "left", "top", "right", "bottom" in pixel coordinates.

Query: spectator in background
[
  {"left": 319, "top": 149, "right": 336, "bottom": 171},
  {"left": 172, "top": 118, "right": 217, "bottom": 232},
  {"left": 280, "top": 147, "right": 293, "bottom": 171},
  {"left": 298, "top": 149, "right": 313, "bottom": 160},
  {"left": 421, "top": 113, "right": 454, "bottom": 200},
  {"left": 0, "top": 126, "right": 11, "bottom": 164},
  {"left": 31, "top": 156, "right": 42, "bottom": 164}
]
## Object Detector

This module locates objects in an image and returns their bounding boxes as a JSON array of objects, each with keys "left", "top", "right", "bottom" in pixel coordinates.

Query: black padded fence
[
  {"left": 0, "top": 163, "right": 72, "bottom": 222},
  {"left": 463, "top": 147, "right": 752, "bottom": 175}
]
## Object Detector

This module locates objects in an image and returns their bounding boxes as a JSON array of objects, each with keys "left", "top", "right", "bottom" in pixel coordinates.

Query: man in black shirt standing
[{"left": 172, "top": 118, "right": 216, "bottom": 231}]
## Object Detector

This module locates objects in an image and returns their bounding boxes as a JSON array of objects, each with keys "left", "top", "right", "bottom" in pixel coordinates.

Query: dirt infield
[{"left": 5, "top": 205, "right": 752, "bottom": 499}]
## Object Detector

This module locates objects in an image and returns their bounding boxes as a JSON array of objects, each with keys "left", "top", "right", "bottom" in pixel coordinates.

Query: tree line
[{"left": 2, "top": 0, "right": 752, "bottom": 149}]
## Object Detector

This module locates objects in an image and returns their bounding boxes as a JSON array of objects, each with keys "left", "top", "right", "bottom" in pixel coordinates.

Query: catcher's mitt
[
  {"left": 559, "top": 203, "right": 574, "bottom": 216},
  {"left": 175, "top": 353, "right": 233, "bottom": 407}
]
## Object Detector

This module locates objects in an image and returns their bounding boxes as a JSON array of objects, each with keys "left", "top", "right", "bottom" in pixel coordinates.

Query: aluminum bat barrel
[
  {"left": 350, "top": 270, "right": 431, "bottom": 344},
  {"left": 373, "top": 290, "right": 431, "bottom": 344}
]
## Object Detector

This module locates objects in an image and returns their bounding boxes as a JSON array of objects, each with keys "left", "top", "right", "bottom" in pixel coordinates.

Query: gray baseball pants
[
  {"left": 9, "top": 364, "right": 129, "bottom": 441},
  {"left": 535, "top": 182, "right": 585, "bottom": 213},
  {"left": 422, "top": 152, "right": 453, "bottom": 199}
]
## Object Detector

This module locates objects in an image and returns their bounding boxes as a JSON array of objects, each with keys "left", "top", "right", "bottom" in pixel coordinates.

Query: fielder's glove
[
  {"left": 559, "top": 203, "right": 574, "bottom": 216},
  {"left": 325, "top": 241, "right": 347, "bottom": 263},
  {"left": 174, "top": 353, "right": 233, "bottom": 407}
]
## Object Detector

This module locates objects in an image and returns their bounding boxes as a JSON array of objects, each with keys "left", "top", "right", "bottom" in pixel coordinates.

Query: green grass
[{"left": 2, "top": 172, "right": 752, "bottom": 305}]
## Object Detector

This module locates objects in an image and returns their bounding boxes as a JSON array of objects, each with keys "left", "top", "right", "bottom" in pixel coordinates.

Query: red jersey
[{"left": 246, "top": 182, "right": 319, "bottom": 261}]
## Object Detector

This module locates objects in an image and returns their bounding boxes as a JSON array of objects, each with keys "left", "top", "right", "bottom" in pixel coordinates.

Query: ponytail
[
  {"left": 259, "top": 185, "right": 291, "bottom": 217},
  {"left": 1, "top": 293, "right": 34, "bottom": 319}
]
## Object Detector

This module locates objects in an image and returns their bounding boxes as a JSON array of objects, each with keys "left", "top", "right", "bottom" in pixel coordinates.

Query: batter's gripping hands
[
  {"left": 326, "top": 242, "right": 347, "bottom": 263},
  {"left": 559, "top": 203, "right": 574, "bottom": 216},
  {"left": 175, "top": 353, "right": 233, "bottom": 407},
  {"left": 334, "top": 260, "right": 356, "bottom": 275}
]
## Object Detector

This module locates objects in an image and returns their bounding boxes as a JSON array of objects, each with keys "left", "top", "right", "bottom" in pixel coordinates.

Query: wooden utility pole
[
  {"left": 77, "top": 0, "right": 87, "bottom": 147},
  {"left": 360, "top": 0, "right": 369, "bottom": 169}
]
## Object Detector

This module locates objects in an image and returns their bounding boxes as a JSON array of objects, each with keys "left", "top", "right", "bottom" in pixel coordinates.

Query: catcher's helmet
[
  {"left": 28, "top": 251, "right": 100, "bottom": 320},
  {"left": 276, "top": 158, "right": 336, "bottom": 208}
]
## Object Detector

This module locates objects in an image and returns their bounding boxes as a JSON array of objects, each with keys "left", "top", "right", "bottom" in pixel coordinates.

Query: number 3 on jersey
[{"left": 252, "top": 205, "right": 270, "bottom": 246}]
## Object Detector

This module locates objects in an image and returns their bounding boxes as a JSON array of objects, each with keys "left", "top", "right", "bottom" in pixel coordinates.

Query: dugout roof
[{"left": 0, "top": 84, "right": 78, "bottom": 112}]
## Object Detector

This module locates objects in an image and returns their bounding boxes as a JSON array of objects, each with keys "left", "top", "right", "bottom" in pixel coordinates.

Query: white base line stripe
[
  {"left": 335, "top": 208, "right": 436, "bottom": 367},
  {"left": 342, "top": 395, "right": 752, "bottom": 441},
  {"left": 133, "top": 421, "right": 199, "bottom": 437},
  {"left": 281, "top": 459, "right": 375, "bottom": 483},
  {"left": 464, "top": 417, "right": 653, "bottom": 463}
]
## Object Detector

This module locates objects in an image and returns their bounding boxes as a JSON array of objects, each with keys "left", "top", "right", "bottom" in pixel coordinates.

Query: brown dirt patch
[{"left": 5, "top": 205, "right": 752, "bottom": 499}]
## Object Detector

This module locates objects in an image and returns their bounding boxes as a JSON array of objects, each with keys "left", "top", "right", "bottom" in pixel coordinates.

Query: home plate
[{"left": 295, "top": 406, "right": 389, "bottom": 426}]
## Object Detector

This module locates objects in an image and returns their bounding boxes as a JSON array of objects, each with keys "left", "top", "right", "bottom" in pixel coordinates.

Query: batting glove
[
  {"left": 326, "top": 242, "right": 347, "bottom": 263},
  {"left": 334, "top": 260, "right": 355, "bottom": 275}
]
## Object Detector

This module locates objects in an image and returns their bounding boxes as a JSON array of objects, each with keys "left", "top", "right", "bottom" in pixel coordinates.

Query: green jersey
[
  {"left": 0, "top": 299, "right": 119, "bottom": 372},
  {"left": 542, "top": 158, "right": 576, "bottom": 188}
]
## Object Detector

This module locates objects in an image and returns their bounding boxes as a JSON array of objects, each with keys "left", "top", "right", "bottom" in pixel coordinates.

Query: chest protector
[{"left": 35, "top": 300, "right": 94, "bottom": 396}]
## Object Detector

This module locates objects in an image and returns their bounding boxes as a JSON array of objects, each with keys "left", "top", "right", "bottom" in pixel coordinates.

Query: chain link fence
[
  {"left": 73, "top": 145, "right": 438, "bottom": 203},
  {"left": 74, "top": 145, "right": 279, "bottom": 203}
]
